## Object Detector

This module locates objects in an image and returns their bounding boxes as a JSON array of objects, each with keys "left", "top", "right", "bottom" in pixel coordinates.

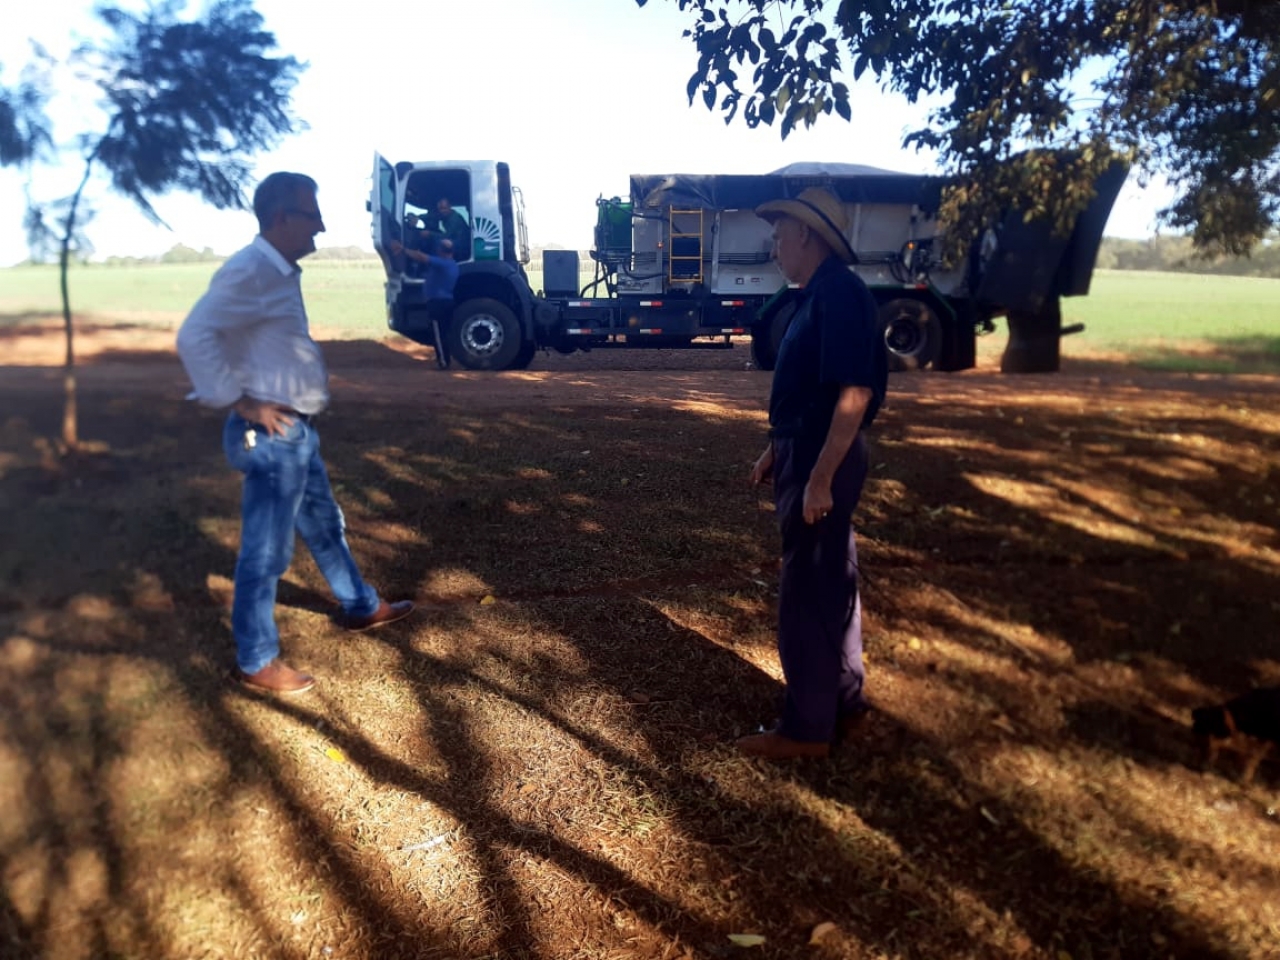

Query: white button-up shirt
[{"left": 176, "top": 236, "right": 330, "bottom": 414}]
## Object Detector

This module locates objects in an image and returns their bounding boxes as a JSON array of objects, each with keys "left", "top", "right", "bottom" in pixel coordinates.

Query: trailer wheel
[
  {"left": 879, "top": 298, "right": 941, "bottom": 372},
  {"left": 449, "top": 298, "right": 524, "bottom": 370},
  {"left": 751, "top": 297, "right": 800, "bottom": 371}
]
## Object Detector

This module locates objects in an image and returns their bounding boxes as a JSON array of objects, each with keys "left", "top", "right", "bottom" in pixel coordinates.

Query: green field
[
  {"left": 0, "top": 260, "right": 392, "bottom": 337},
  {"left": 2, "top": 262, "right": 1278, "bottom": 371},
  {"left": 1062, "top": 270, "right": 1280, "bottom": 369}
]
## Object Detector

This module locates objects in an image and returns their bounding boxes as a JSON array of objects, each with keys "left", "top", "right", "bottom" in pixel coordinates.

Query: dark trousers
[
  {"left": 772, "top": 432, "right": 869, "bottom": 742},
  {"left": 427, "top": 298, "right": 453, "bottom": 369}
]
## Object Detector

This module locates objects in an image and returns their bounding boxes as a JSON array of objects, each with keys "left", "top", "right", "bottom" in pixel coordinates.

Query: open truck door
[
  {"left": 370, "top": 152, "right": 445, "bottom": 361},
  {"left": 370, "top": 152, "right": 404, "bottom": 320}
]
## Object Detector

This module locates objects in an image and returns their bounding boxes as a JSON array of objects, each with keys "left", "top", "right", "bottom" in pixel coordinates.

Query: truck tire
[
  {"left": 510, "top": 339, "right": 537, "bottom": 370},
  {"left": 879, "top": 297, "right": 941, "bottom": 372},
  {"left": 750, "top": 297, "right": 800, "bottom": 371},
  {"left": 448, "top": 298, "right": 524, "bottom": 371}
]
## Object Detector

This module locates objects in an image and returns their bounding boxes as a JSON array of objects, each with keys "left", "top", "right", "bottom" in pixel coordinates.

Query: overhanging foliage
[{"left": 638, "top": 0, "right": 1280, "bottom": 257}]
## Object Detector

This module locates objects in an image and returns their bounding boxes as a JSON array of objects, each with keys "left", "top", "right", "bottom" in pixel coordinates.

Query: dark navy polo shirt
[{"left": 768, "top": 255, "right": 887, "bottom": 441}]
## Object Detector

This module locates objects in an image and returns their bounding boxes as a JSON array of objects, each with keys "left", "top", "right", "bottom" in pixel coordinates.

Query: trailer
[{"left": 369, "top": 155, "right": 1125, "bottom": 372}]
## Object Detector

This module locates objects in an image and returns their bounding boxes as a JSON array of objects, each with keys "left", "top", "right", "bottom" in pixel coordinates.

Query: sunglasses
[{"left": 286, "top": 208, "right": 324, "bottom": 222}]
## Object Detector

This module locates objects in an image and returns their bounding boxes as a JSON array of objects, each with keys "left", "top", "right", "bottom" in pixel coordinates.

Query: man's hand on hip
[{"left": 233, "top": 397, "right": 296, "bottom": 436}]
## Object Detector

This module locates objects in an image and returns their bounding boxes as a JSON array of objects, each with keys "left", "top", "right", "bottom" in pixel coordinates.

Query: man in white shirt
[{"left": 177, "top": 172, "right": 414, "bottom": 695}]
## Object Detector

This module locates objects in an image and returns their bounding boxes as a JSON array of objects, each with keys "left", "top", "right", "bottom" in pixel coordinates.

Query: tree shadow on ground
[
  {"left": 2, "top": 360, "right": 1278, "bottom": 958},
  {"left": 0, "top": 313, "right": 173, "bottom": 334},
  {"left": 1122, "top": 335, "right": 1280, "bottom": 376},
  {"left": 0, "top": 311, "right": 66, "bottom": 329}
]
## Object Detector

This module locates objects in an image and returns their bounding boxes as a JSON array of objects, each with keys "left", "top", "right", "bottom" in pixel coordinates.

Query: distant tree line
[
  {"left": 147, "top": 243, "right": 219, "bottom": 264},
  {"left": 11, "top": 243, "right": 381, "bottom": 267},
  {"left": 11, "top": 236, "right": 1280, "bottom": 278},
  {"left": 1096, "top": 235, "right": 1280, "bottom": 278}
]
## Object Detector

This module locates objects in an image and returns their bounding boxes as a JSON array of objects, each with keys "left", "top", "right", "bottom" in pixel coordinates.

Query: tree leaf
[
  {"left": 776, "top": 80, "right": 791, "bottom": 112},
  {"left": 809, "top": 921, "right": 838, "bottom": 944},
  {"left": 686, "top": 71, "right": 702, "bottom": 104},
  {"left": 727, "top": 933, "right": 767, "bottom": 947}
]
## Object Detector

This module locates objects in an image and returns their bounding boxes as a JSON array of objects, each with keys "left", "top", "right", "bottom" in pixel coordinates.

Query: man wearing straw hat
[{"left": 742, "top": 187, "right": 888, "bottom": 760}]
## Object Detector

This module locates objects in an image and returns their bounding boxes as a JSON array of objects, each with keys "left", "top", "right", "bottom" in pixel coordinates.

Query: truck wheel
[
  {"left": 448, "top": 298, "right": 524, "bottom": 370},
  {"left": 750, "top": 298, "right": 800, "bottom": 371},
  {"left": 510, "top": 339, "right": 537, "bottom": 370},
  {"left": 879, "top": 298, "right": 941, "bottom": 372}
]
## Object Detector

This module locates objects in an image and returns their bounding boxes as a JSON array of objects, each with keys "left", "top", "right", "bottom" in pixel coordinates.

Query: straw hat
[{"left": 755, "top": 187, "right": 858, "bottom": 264}]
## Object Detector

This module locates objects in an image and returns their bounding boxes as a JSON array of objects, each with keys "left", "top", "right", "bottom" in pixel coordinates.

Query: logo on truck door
[{"left": 473, "top": 216, "right": 501, "bottom": 260}]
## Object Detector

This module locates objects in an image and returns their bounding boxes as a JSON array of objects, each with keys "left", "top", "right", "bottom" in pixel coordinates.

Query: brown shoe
[
  {"left": 340, "top": 599, "right": 415, "bottom": 632},
  {"left": 736, "top": 730, "right": 830, "bottom": 760},
  {"left": 237, "top": 659, "right": 315, "bottom": 695},
  {"left": 835, "top": 706, "right": 873, "bottom": 744}
]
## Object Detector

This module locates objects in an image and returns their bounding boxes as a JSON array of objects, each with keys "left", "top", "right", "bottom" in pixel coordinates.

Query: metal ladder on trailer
[{"left": 668, "top": 207, "right": 704, "bottom": 283}]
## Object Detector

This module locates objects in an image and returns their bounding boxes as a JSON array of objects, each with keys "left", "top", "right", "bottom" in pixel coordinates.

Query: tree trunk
[
  {"left": 59, "top": 156, "right": 96, "bottom": 450},
  {"left": 60, "top": 245, "right": 78, "bottom": 449},
  {"left": 1001, "top": 298, "right": 1063, "bottom": 373}
]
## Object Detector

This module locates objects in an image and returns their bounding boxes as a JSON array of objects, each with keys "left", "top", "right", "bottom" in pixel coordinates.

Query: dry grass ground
[{"left": 1, "top": 329, "right": 1278, "bottom": 960}]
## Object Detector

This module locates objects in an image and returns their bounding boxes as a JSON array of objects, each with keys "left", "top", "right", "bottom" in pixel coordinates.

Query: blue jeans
[{"left": 222, "top": 412, "right": 380, "bottom": 674}]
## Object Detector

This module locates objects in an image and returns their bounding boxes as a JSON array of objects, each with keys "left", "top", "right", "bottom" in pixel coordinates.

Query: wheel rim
[
  {"left": 884, "top": 313, "right": 925, "bottom": 354},
  {"left": 461, "top": 314, "right": 505, "bottom": 358}
]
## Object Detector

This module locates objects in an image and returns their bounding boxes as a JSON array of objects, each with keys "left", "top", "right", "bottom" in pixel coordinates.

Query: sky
[{"left": 0, "top": 0, "right": 1174, "bottom": 268}]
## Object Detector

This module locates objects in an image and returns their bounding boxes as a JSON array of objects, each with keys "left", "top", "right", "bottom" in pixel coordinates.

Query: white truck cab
[{"left": 371, "top": 155, "right": 537, "bottom": 369}]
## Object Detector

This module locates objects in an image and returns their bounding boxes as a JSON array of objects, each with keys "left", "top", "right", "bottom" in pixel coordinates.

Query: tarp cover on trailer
[{"left": 628, "top": 165, "right": 943, "bottom": 213}]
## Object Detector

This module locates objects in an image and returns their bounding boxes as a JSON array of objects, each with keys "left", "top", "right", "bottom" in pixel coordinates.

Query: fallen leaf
[
  {"left": 727, "top": 933, "right": 766, "bottom": 947},
  {"left": 991, "top": 716, "right": 1017, "bottom": 735},
  {"left": 908, "top": 637, "right": 923, "bottom": 651},
  {"left": 480, "top": 595, "right": 496, "bottom": 605},
  {"left": 325, "top": 748, "right": 347, "bottom": 763},
  {"left": 808, "top": 921, "right": 837, "bottom": 944}
]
